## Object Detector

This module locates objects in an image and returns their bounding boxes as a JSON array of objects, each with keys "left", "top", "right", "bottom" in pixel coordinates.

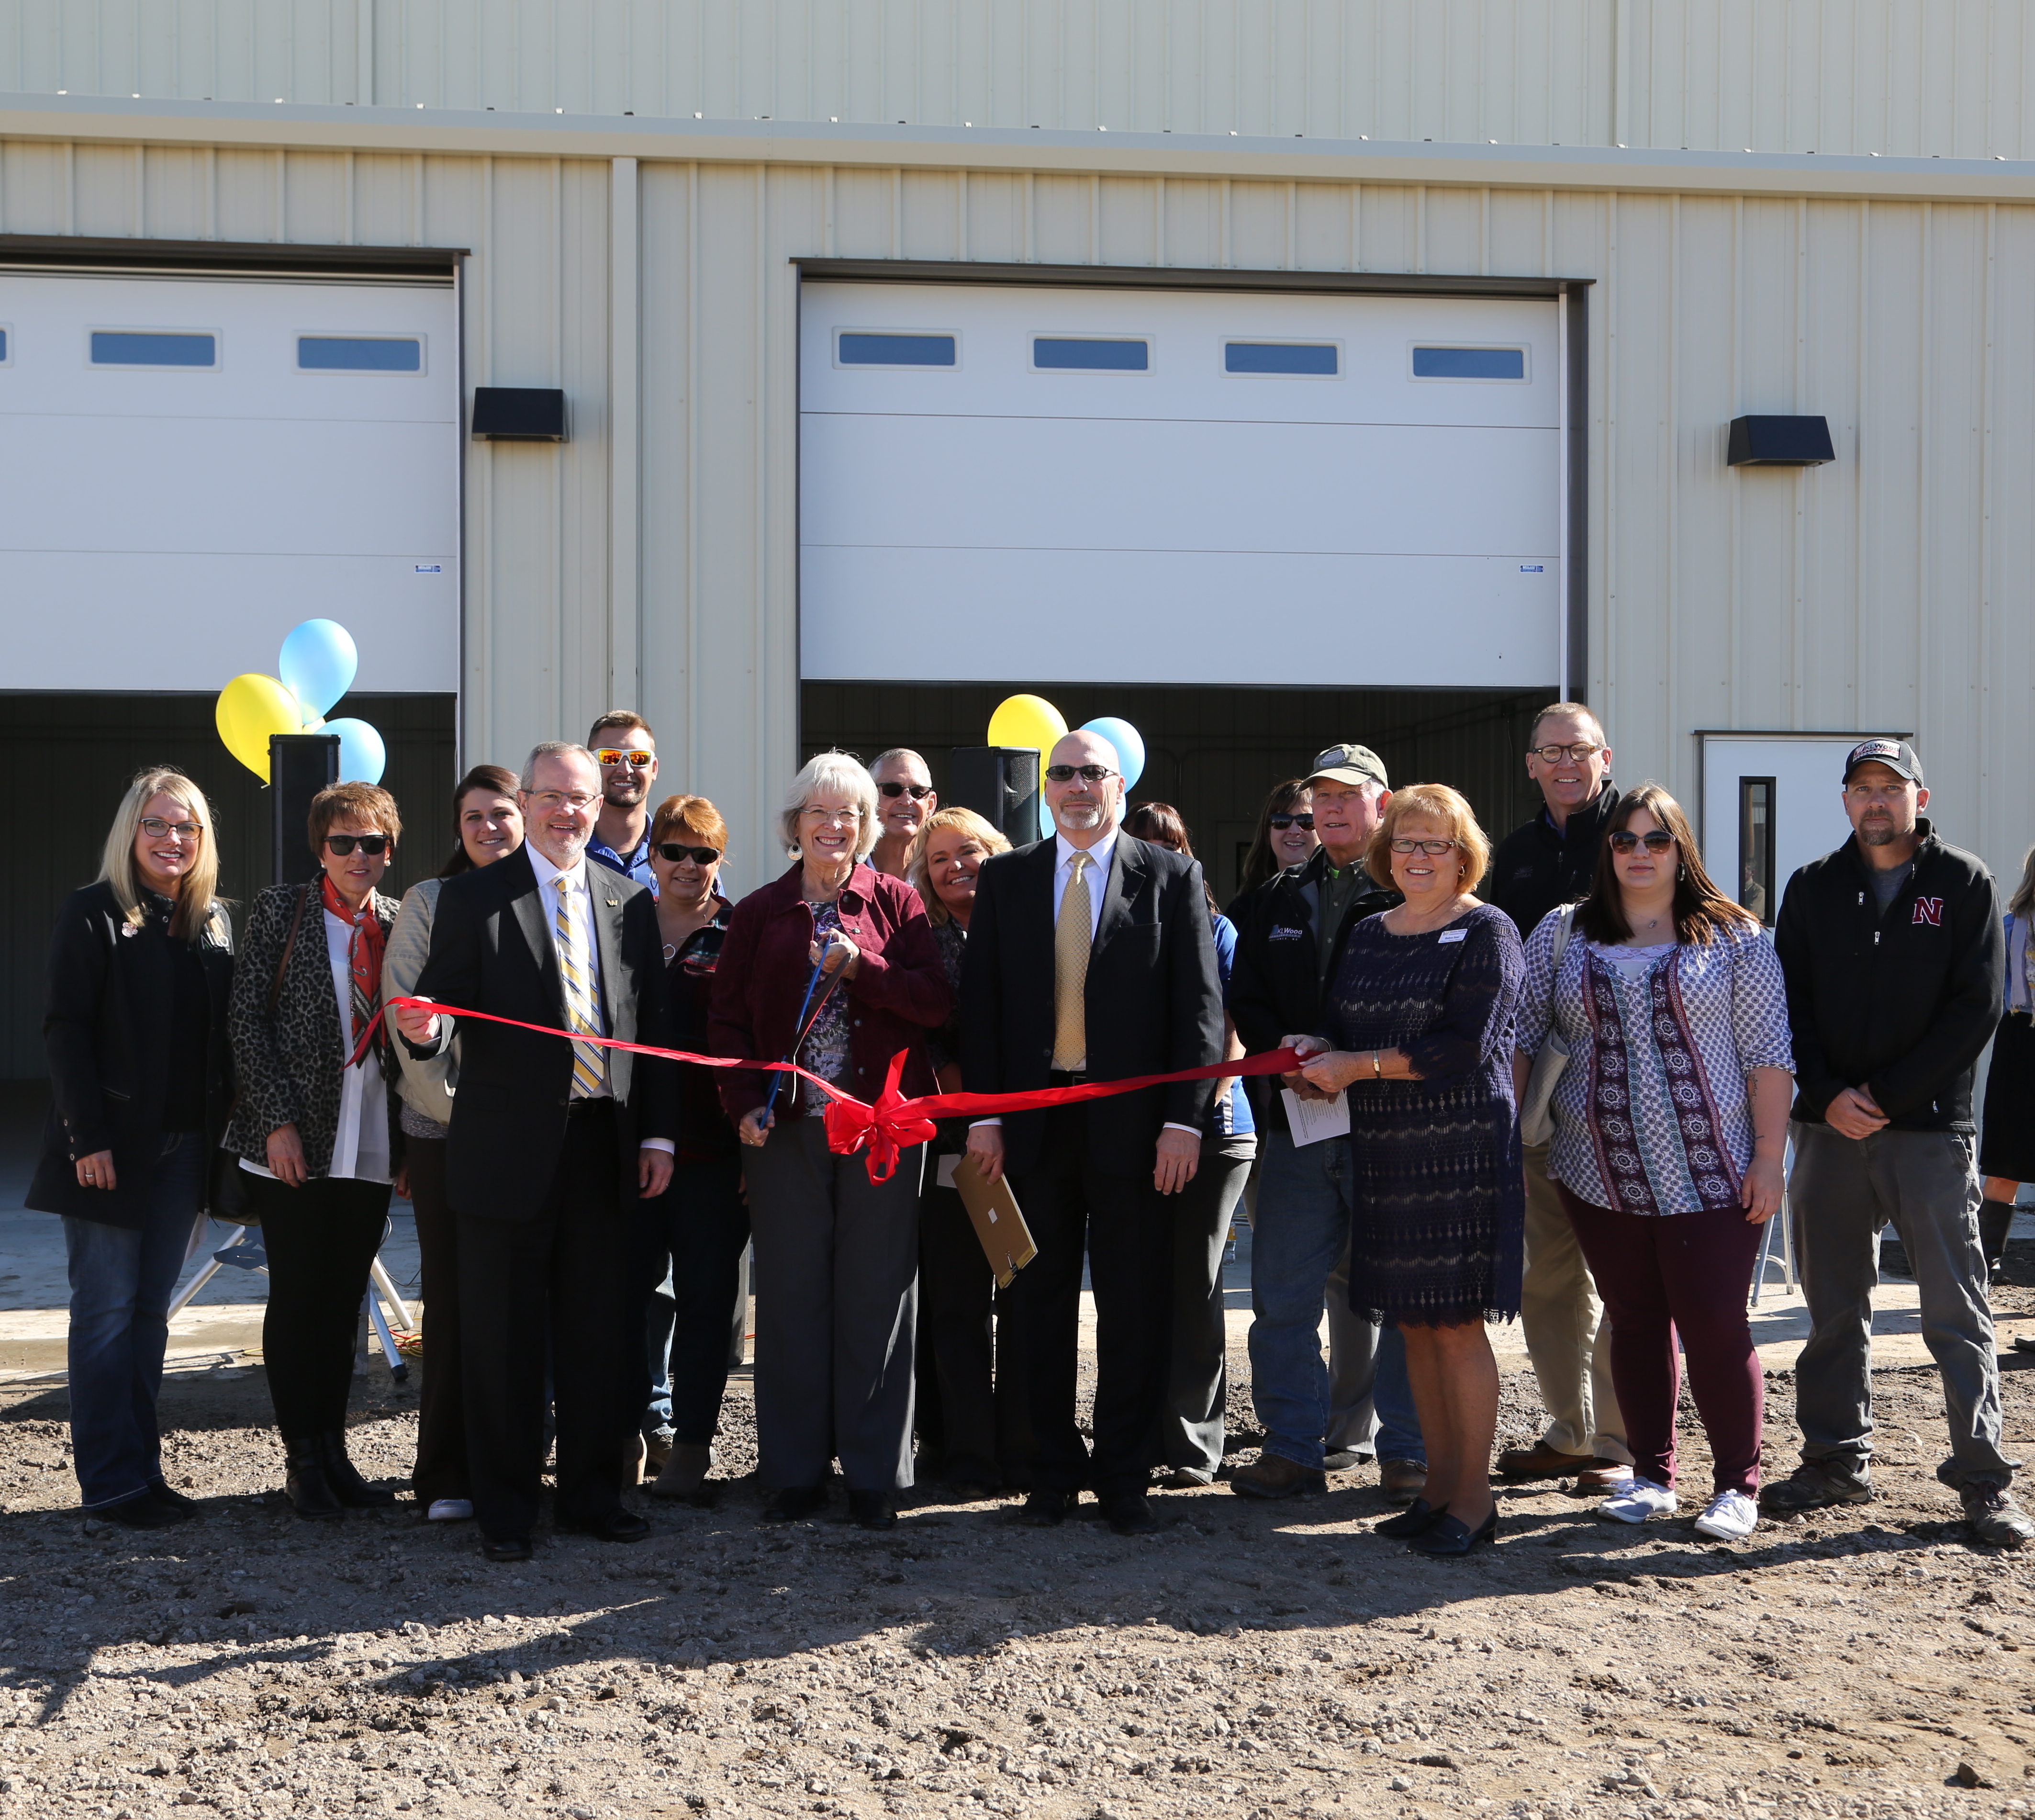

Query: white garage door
[
  {"left": 798, "top": 280, "right": 1562, "bottom": 688},
  {"left": 0, "top": 268, "right": 459, "bottom": 693}
]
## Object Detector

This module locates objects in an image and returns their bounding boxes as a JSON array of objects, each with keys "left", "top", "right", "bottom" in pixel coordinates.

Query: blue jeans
[
  {"left": 64, "top": 1134, "right": 206, "bottom": 1509},
  {"left": 1247, "top": 1130, "right": 1423, "bottom": 1471}
]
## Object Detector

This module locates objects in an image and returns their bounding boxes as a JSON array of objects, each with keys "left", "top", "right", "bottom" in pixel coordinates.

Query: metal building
[{"left": 5, "top": 1, "right": 2034, "bottom": 1072}]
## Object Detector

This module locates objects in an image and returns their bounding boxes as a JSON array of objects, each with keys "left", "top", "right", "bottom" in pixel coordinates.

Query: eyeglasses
[
  {"left": 1607, "top": 829, "right": 1676, "bottom": 855},
  {"left": 140, "top": 817, "right": 203, "bottom": 840},
  {"left": 1388, "top": 838, "right": 1458, "bottom": 856},
  {"left": 801, "top": 804, "right": 862, "bottom": 823},
  {"left": 1268, "top": 813, "right": 1316, "bottom": 831},
  {"left": 594, "top": 748, "right": 655, "bottom": 769},
  {"left": 524, "top": 790, "right": 601, "bottom": 812},
  {"left": 877, "top": 781, "right": 934, "bottom": 800},
  {"left": 657, "top": 843, "right": 722, "bottom": 865},
  {"left": 1043, "top": 764, "right": 1118, "bottom": 784},
  {"left": 324, "top": 833, "right": 390, "bottom": 856},
  {"left": 1528, "top": 741, "right": 1603, "bottom": 764}
]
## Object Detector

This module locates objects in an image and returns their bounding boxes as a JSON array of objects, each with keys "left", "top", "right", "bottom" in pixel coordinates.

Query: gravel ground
[{"left": 3, "top": 1291, "right": 2032, "bottom": 1820}]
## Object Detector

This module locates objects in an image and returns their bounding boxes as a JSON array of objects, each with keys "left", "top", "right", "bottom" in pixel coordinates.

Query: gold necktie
[
  {"left": 1052, "top": 852, "right": 1092, "bottom": 1071},
  {"left": 554, "top": 875, "right": 607, "bottom": 1098}
]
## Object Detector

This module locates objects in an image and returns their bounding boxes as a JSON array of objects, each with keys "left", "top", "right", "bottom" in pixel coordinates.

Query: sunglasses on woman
[
  {"left": 324, "top": 834, "right": 390, "bottom": 856},
  {"left": 1268, "top": 813, "right": 1315, "bottom": 831},
  {"left": 1608, "top": 829, "right": 1677, "bottom": 854},
  {"left": 877, "top": 781, "right": 933, "bottom": 800},
  {"left": 657, "top": 843, "right": 722, "bottom": 865}
]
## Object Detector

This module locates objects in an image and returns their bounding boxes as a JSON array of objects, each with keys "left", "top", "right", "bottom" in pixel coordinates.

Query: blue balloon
[
  {"left": 278, "top": 619, "right": 359, "bottom": 722},
  {"left": 323, "top": 717, "right": 386, "bottom": 786},
  {"left": 1081, "top": 716, "right": 1146, "bottom": 792}
]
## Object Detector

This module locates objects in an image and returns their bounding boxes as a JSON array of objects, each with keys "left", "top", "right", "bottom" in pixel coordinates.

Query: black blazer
[
  {"left": 960, "top": 834, "right": 1224, "bottom": 1177},
  {"left": 409, "top": 845, "right": 678, "bottom": 1221},
  {"left": 29, "top": 881, "right": 235, "bottom": 1227}
]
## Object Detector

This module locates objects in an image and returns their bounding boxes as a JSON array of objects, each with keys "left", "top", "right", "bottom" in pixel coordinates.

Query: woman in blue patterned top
[
  {"left": 1286, "top": 783, "right": 1525, "bottom": 1557},
  {"left": 1514, "top": 783, "right": 1794, "bottom": 1544}
]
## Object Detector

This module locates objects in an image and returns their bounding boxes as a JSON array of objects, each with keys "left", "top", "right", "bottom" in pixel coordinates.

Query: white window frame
[
  {"left": 1406, "top": 340, "right": 1531, "bottom": 384},
  {"left": 1028, "top": 332, "right": 1155, "bottom": 376},
  {"left": 86, "top": 326, "right": 223, "bottom": 372},
  {"left": 831, "top": 327, "right": 962, "bottom": 371},
  {"left": 294, "top": 331, "right": 429, "bottom": 376},
  {"left": 1220, "top": 336, "right": 1344, "bottom": 380}
]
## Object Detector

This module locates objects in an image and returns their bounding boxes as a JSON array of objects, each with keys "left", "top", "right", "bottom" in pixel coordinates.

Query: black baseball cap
[{"left": 1843, "top": 738, "right": 1924, "bottom": 787}]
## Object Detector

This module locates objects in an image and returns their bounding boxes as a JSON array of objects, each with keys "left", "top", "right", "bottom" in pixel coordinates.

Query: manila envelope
[{"left": 938, "top": 1149, "right": 1039, "bottom": 1289}]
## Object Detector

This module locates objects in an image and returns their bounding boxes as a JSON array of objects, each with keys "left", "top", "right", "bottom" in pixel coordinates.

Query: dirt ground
[{"left": 3, "top": 1292, "right": 2033, "bottom": 1820}]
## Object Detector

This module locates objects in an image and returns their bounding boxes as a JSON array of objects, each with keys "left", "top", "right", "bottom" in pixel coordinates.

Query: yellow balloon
[
  {"left": 987, "top": 693, "right": 1068, "bottom": 759},
  {"left": 215, "top": 673, "right": 305, "bottom": 782}
]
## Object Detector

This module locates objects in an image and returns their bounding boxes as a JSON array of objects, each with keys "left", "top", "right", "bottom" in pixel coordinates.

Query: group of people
[{"left": 33, "top": 702, "right": 2032, "bottom": 1562}]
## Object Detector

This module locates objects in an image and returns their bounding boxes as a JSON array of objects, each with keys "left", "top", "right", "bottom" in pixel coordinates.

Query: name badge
[
  {"left": 1437, "top": 929, "right": 1469, "bottom": 944},
  {"left": 1268, "top": 926, "right": 1303, "bottom": 942}
]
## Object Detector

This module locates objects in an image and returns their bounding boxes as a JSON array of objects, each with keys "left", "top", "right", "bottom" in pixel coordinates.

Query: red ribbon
[{"left": 386, "top": 996, "right": 1300, "bottom": 1184}]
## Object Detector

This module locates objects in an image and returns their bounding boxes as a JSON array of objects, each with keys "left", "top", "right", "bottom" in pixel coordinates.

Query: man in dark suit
[
  {"left": 393, "top": 742, "right": 676, "bottom": 1562},
  {"left": 962, "top": 729, "right": 1224, "bottom": 1534}
]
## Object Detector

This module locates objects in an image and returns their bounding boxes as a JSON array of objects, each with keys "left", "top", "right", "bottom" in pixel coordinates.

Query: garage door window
[
  {"left": 298, "top": 335, "right": 425, "bottom": 373},
  {"left": 836, "top": 332, "right": 956, "bottom": 368},
  {"left": 1410, "top": 345, "right": 1527, "bottom": 381},
  {"left": 0, "top": 326, "right": 10, "bottom": 364},
  {"left": 1225, "top": 341, "right": 1339, "bottom": 376},
  {"left": 1033, "top": 337, "right": 1149, "bottom": 372},
  {"left": 89, "top": 330, "right": 219, "bottom": 369}
]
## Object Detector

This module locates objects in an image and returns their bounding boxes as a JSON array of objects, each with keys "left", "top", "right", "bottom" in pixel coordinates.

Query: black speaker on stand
[
  {"left": 949, "top": 746, "right": 1042, "bottom": 843},
  {"left": 269, "top": 733, "right": 341, "bottom": 886}
]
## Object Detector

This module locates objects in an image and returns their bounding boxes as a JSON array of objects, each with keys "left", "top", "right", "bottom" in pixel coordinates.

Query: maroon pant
[{"left": 1557, "top": 1185, "right": 1765, "bottom": 1496}]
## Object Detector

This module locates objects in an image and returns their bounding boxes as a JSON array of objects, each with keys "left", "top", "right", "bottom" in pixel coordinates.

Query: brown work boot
[
  {"left": 1380, "top": 1459, "right": 1428, "bottom": 1506},
  {"left": 1495, "top": 1439, "right": 1596, "bottom": 1480},
  {"left": 1230, "top": 1453, "right": 1326, "bottom": 1501},
  {"left": 648, "top": 1443, "right": 716, "bottom": 1503}
]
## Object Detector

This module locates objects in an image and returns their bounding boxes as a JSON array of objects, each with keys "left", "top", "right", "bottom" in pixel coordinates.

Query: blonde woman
[{"left": 29, "top": 767, "right": 235, "bottom": 1529}]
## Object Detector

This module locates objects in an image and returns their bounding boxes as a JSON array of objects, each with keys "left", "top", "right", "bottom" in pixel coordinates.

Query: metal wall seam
[{"left": 610, "top": 155, "right": 640, "bottom": 712}]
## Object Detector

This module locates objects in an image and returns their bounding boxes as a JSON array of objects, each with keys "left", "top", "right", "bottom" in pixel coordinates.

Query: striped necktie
[{"left": 553, "top": 873, "right": 607, "bottom": 1098}]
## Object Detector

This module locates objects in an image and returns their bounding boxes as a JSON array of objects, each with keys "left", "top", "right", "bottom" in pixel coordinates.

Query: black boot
[
  {"left": 284, "top": 1438, "right": 343, "bottom": 1520},
  {"left": 1979, "top": 1198, "right": 2016, "bottom": 1285},
  {"left": 317, "top": 1432, "right": 397, "bottom": 1508}
]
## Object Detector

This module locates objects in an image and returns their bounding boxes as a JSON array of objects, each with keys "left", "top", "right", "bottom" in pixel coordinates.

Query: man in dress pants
[
  {"left": 393, "top": 742, "right": 677, "bottom": 1562},
  {"left": 962, "top": 729, "right": 1224, "bottom": 1534}
]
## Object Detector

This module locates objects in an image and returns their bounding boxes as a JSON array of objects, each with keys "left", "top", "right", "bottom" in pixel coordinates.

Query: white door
[
  {"left": 0, "top": 269, "right": 459, "bottom": 694},
  {"left": 1699, "top": 733, "right": 1891, "bottom": 925},
  {"left": 798, "top": 281, "right": 1562, "bottom": 688}
]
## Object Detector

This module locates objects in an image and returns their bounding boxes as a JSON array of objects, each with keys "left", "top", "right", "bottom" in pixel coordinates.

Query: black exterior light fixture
[
  {"left": 471, "top": 386, "right": 568, "bottom": 441},
  {"left": 1727, "top": 415, "right": 1835, "bottom": 466}
]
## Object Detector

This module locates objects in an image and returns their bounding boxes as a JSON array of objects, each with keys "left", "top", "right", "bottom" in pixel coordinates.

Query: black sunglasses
[
  {"left": 1269, "top": 813, "right": 1316, "bottom": 831},
  {"left": 877, "top": 781, "right": 934, "bottom": 800},
  {"left": 324, "top": 834, "right": 390, "bottom": 856},
  {"left": 1607, "top": 829, "right": 1676, "bottom": 855},
  {"left": 1043, "top": 764, "right": 1118, "bottom": 784},
  {"left": 657, "top": 843, "right": 722, "bottom": 865}
]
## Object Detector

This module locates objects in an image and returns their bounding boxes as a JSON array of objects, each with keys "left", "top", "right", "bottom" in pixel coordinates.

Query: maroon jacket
[{"left": 709, "top": 861, "right": 952, "bottom": 1123}]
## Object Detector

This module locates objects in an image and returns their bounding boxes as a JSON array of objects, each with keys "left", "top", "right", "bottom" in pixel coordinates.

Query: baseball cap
[
  {"left": 1842, "top": 738, "right": 1924, "bottom": 787},
  {"left": 1305, "top": 743, "right": 1390, "bottom": 790}
]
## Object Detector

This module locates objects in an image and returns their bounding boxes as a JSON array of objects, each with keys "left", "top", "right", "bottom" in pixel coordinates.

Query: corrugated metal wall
[
  {"left": 7, "top": 137, "right": 2028, "bottom": 888},
  {"left": 14, "top": 2, "right": 2035, "bottom": 159}
]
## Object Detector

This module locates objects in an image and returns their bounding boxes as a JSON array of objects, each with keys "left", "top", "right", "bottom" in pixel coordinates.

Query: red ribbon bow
[{"left": 823, "top": 1051, "right": 938, "bottom": 1182}]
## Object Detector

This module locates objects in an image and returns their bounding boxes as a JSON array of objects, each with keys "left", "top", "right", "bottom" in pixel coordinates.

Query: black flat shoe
[
  {"left": 97, "top": 1490, "right": 179, "bottom": 1530},
  {"left": 848, "top": 1492, "right": 897, "bottom": 1531},
  {"left": 284, "top": 1438, "right": 343, "bottom": 1520},
  {"left": 317, "top": 1433, "right": 398, "bottom": 1508},
  {"left": 482, "top": 1534, "right": 535, "bottom": 1563},
  {"left": 764, "top": 1485, "right": 827, "bottom": 1522},
  {"left": 557, "top": 1509, "right": 651, "bottom": 1543},
  {"left": 1373, "top": 1497, "right": 1444, "bottom": 1538},
  {"left": 1014, "top": 1489, "right": 1078, "bottom": 1527},
  {"left": 1408, "top": 1505, "right": 1498, "bottom": 1557},
  {"left": 148, "top": 1481, "right": 200, "bottom": 1519}
]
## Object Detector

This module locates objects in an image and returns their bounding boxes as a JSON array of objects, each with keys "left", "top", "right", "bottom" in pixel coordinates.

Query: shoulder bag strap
[{"left": 269, "top": 884, "right": 311, "bottom": 1016}]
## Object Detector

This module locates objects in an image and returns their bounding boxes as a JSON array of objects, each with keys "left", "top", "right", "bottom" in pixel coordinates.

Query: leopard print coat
[{"left": 224, "top": 879, "right": 401, "bottom": 1177}]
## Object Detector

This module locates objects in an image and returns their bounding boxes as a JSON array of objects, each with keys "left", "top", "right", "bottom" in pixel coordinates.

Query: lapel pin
[{"left": 606, "top": 896, "right": 618, "bottom": 907}]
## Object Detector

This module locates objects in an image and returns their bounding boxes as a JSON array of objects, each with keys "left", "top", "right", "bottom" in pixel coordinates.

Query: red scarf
[{"left": 321, "top": 875, "right": 385, "bottom": 1067}]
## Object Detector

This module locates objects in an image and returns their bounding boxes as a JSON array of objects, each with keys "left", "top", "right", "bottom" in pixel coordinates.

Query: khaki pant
[{"left": 1520, "top": 1142, "right": 1630, "bottom": 1463}]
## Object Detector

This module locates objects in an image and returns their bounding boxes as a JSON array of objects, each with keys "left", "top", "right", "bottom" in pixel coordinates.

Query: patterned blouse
[{"left": 1515, "top": 911, "right": 1794, "bottom": 1216}]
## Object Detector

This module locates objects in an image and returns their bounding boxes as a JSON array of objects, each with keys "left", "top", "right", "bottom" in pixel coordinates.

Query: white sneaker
[
  {"left": 1693, "top": 1489, "right": 1759, "bottom": 1541},
  {"left": 1598, "top": 1476, "right": 1677, "bottom": 1524},
  {"left": 427, "top": 1498, "right": 474, "bottom": 1522}
]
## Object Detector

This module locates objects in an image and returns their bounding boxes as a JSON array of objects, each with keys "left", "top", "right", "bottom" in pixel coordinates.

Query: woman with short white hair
[
  {"left": 709, "top": 750, "right": 952, "bottom": 1528},
  {"left": 29, "top": 767, "right": 236, "bottom": 1528}
]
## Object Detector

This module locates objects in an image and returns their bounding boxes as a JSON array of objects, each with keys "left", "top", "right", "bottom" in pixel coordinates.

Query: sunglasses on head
[
  {"left": 877, "top": 781, "right": 934, "bottom": 800},
  {"left": 1269, "top": 813, "right": 1316, "bottom": 831},
  {"left": 1608, "top": 829, "right": 1676, "bottom": 854},
  {"left": 1043, "top": 764, "right": 1118, "bottom": 784},
  {"left": 657, "top": 843, "right": 722, "bottom": 865},
  {"left": 594, "top": 748, "right": 655, "bottom": 768},
  {"left": 324, "top": 834, "right": 390, "bottom": 856}
]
